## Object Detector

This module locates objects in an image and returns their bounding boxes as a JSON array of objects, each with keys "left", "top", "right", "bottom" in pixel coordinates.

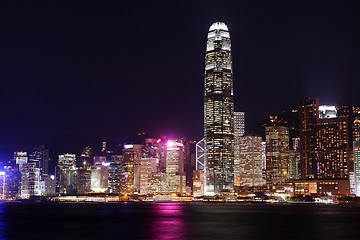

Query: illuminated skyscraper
[
  {"left": 299, "top": 98, "right": 319, "bottom": 179},
  {"left": 265, "top": 126, "right": 289, "bottom": 186},
  {"left": 204, "top": 22, "right": 234, "bottom": 195},
  {"left": 316, "top": 117, "right": 350, "bottom": 179},
  {"left": 166, "top": 140, "right": 186, "bottom": 194},
  {"left": 234, "top": 112, "right": 245, "bottom": 186},
  {"left": 353, "top": 118, "right": 360, "bottom": 196}
]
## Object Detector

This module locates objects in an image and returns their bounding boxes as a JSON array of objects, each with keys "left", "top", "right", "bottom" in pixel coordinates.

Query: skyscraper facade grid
[{"left": 204, "top": 22, "right": 234, "bottom": 195}]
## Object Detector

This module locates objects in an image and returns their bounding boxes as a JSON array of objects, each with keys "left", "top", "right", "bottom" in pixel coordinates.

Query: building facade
[
  {"left": 204, "top": 22, "right": 234, "bottom": 195},
  {"left": 265, "top": 126, "right": 290, "bottom": 186},
  {"left": 299, "top": 98, "right": 319, "bottom": 179}
]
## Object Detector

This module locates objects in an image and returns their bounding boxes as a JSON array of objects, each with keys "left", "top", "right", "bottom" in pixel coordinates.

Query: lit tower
[{"left": 204, "top": 22, "right": 234, "bottom": 195}]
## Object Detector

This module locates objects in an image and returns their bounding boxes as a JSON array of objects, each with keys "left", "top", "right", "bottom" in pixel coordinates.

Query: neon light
[
  {"left": 124, "top": 144, "right": 133, "bottom": 149},
  {"left": 156, "top": 138, "right": 161, "bottom": 144}
]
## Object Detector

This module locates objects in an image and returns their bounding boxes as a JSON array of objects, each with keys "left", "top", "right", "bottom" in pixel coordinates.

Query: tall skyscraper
[
  {"left": 316, "top": 117, "right": 350, "bottom": 179},
  {"left": 166, "top": 140, "right": 186, "bottom": 194},
  {"left": 204, "top": 22, "right": 234, "bottom": 195},
  {"left": 299, "top": 98, "right": 319, "bottom": 179},
  {"left": 353, "top": 117, "right": 360, "bottom": 196},
  {"left": 265, "top": 126, "right": 290, "bottom": 186}
]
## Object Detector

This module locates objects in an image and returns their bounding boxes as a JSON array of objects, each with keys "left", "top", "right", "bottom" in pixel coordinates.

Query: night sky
[{"left": 1, "top": 1, "right": 360, "bottom": 159}]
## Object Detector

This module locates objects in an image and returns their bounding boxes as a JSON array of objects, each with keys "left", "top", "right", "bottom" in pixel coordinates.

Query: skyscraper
[
  {"left": 316, "top": 117, "right": 350, "bottom": 179},
  {"left": 353, "top": 117, "right": 360, "bottom": 196},
  {"left": 265, "top": 126, "right": 290, "bottom": 186},
  {"left": 204, "top": 22, "right": 234, "bottom": 195},
  {"left": 299, "top": 98, "right": 319, "bottom": 179}
]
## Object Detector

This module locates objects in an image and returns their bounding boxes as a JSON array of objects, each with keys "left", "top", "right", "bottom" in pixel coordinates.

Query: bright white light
[
  {"left": 0, "top": 172, "right": 5, "bottom": 176},
  {"left": 124, "top": 144, "right": 133, "bottom": 149},
  {"left": 209, "top": 22, "right": 228, "bottom": 31},
  {"left": 102, "top": 162, "right": 110, "bottom": 167},
  {"left": 167, "top": 140, "right": 175, "bottom": 148},
  {"left": 50, "top": 175, "right": 55, "bottom": 180}
]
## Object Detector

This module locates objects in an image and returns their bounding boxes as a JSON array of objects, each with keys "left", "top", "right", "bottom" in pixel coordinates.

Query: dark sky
[{"left": 1, "top": 1, "right": 360, "bottom": 158}]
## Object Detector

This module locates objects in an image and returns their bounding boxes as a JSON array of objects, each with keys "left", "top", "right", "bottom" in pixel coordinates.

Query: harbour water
[{"left": 0, "top": 202, "right": 359, "bottom": 240}]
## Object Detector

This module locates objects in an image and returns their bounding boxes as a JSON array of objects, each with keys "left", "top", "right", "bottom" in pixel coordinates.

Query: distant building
[
  {"left": 234, "top": 112, "right": 245, "bottom": 137},
  {"left": 166, "top": 140, "right": 186, "bottom": 194},
  {"left": 91, "top": 162, "right": 109, "bottom": 193},
  {"left": 236, "top": 135, "right": 264, "bottom": 187},
  {"left": 265, "top": 126, "right": 289, "bottom": 186},
  {"left": 353, "top": 118, "right": 360, "bottom": 196},
  {"left": 289, "top": 138, "right": 300, "bottom": 180},
  {"left": 77, "top": 167, "right": 91, "bottom": 194},
  {"left": 299, "top": 98, "right": 319, "bottom": 179},
  {"left": 139, "top": 158, "right": 158, "bottom": 195},
  {"left": 19, "top": 162, "right": 41, "bottom": 199},
  {"left": 108, "top": 155, "right": 122, "bottom": 194},
  {"left": 316, "top": 117, "right": 350, "bottom": 179},
  {"left": 193, "top": 170, "right": 204, "bottom": 197},
  {"left": 121, "top": 144, "right": 143, "bottom": 194},
  {"left": 294, "top": 179, "right": 350, "bottom": 196},
  {"left": 57, "top": 154, "right": 76, "bottom": 194},
  {"left": 319, "top": 105, "right": 337, "bottom": 119}
]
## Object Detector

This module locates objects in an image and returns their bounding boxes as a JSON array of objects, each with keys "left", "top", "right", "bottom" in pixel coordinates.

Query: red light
[{"left": 156, "top": 138, "right": 161, "bottom": 143}]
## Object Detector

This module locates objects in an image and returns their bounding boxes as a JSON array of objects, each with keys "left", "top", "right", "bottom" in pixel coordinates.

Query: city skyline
[{"left": 1, "top": 1, "right": 360, "bottom": 158}]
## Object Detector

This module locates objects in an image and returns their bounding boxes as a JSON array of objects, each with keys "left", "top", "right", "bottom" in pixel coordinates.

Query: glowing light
[
  {"left": 209, "top": 22, "right": 228, "bottom": 31},
  {"left": 124, "top": 144, "right": 133, "bottom": 149},
  {"left": 50, "top": 175, "right": 55, "bottom": 180},
  {"left": 167, "top": 140, "right": 175, "bottom": 148},
  {"left": 0, "top": 172, "right": 5, "bottom": 176},
  {"left": 102, "top": 162, "right": 110, "bottom": 167},
  {"left": 156, "top": 138, "right": 161, "bottom": 144}
]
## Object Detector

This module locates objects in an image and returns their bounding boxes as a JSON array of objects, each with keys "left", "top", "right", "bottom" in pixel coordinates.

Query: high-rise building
[
  {"left": 108, "top": 155, "right": 122, "bottom": 194},
  {"left": 91, "top": 162, "right": 109, "bottom": 193},
  {"left": 234, "top": 112, "right": 245, "bottom": 137},
  {"left": 121, "top": 144, "right": 143, "bottom": 194},
  {"left": 166, "top": 140, "right": 186, "bottom": 194},
  {"left": 236, "top": 135, "right": 264, "bottom": 187},
  {"left": 204, "top": 22, "right": 234, "bottom": 195},
  {"left": 19, "top": 162, "right": 41, "bottom": 199},
  {"left": 289, "top": 138, "right": 301, "bottom": 180},
  {"left": 265, "top": 126, "right": 290, "bottom": 186},
  {"left": 139, "top": 157, "right": 158, "bottom": 195},
  {"left": 316, "top": 117, "right": 350, "bottom": 179},
  {"left": 77, "top": 167, "right": 91, "bottom": 194},
  {"left": 234, "top": 112, "right": 245, "bottom": 187},
  {"left": 57, "top": 153, "right": 76, "bottom": 194},
  {"left": 353, "top": 117, "right": 360, "bottom": 196},
  {"left": 299, "top": 98, "right": 319, "bottom": 179}
]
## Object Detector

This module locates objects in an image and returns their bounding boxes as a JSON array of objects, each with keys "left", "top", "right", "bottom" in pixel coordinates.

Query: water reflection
[
  {"left": 148, "top": 203, "right": 189, "bottom": 240},
  {"left": 0, "top": 203, "right": 7, "bottom": 239}
]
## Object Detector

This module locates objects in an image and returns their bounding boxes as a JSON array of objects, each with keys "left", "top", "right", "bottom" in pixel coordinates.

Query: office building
[
  {"left": 236, "top": 135, "right": 264, "bottom": 187},
  {"left": 299, "top": 98, "right": 319, "bottom": 179},
  {"left": 316, "top": 117, "right": 350, "bottom": 179},
  {"left": 204, "top": 22, "right": 234, "bottom": 195},
  {"left": 265, "top": 126, "right": 289, "bottom": 186},
  {"left": 166, "top": 140, "right": 186, "bottom": 194}
]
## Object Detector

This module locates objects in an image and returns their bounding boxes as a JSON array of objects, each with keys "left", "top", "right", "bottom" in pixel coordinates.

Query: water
[{"left": 0, "top": 202, "right": 359, "bottom": 239}]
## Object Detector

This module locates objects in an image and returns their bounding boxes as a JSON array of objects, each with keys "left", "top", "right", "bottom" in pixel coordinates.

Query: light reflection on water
[
  {"left": 0, "top": 202, "right": 7, "bottom": 239},
  {"left": 147, "top": 203, "right": 189, "bottom": 240}
]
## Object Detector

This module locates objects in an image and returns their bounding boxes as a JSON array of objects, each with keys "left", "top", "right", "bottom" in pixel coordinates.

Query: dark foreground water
[{"left": 0, "top": 202, "right": 360, "bottom": 240}]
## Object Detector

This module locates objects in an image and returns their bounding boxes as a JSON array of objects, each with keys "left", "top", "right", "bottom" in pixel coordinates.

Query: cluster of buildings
[{"left": 0, "top": 22, "right": 359, "bottom": 201}]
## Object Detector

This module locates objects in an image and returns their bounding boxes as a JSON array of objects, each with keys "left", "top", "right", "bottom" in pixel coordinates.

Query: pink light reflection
[{"left": 148, "top": 203, "right": 189, "bottom": 240}]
